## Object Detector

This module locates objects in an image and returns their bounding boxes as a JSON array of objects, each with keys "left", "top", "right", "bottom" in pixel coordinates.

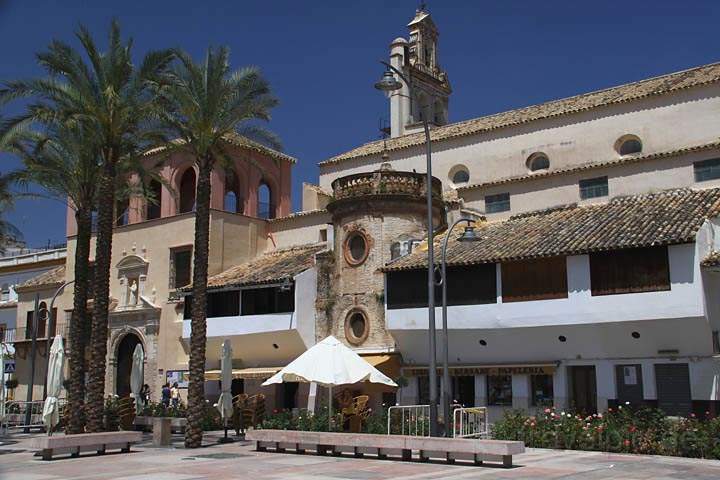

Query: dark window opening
[
  {"left": 619, "top": 138, "right": 642, "bottom": 156},
  {"left": 579, "top": 176, "right": 608, "bottom": 200},
  {"left": 147, "top": 180, "right": 163, "bottom": 220},
  {"left": 589, "top": 246, "right": 670, "bottom": 296},
  {"left": 531, "top": 375, "right": 554, "bottom": 406},
  {"left": 418, "top": 375, "right": 440, "bottom": 405},
  {"left": 487, "top": 375, "right": 512, "bottom": 406},
  {"left": 485, "top": 193, "right": 510, "bottom": 213},
  {"left": 713, "top": 331, "right": 720, "bottom": 354},
  {"left": 501, "top": 257, "right": 568, "bottom": 303},
  {"left": 171, "top": 248, "right": 192, "bottom": 289},
  {"left": 224, "top": 172, "right": 243, "bottom": 214},
  {"left": 528, "top": 154, "right": 550, "bottom": 171},
  {"left": 452, "top": 169, "right": 469, "bottom": 184},
  {"left": 452, "top": 376, "right": 475, "bottom": 407},
  {"left": 694, "top": 158, "right": 720, "bottom": 182},
  {"left": 179, "top": 168, "right": 196, "bottom": 213},
  {"left": 386, "top": 264, "right": 497, "bottom": 309},
  {"left": 183, "top": 290, "right": 240, "bottom": 319},
  {"left": 241, "top": 285, "right": 294, "bottom": 315}
]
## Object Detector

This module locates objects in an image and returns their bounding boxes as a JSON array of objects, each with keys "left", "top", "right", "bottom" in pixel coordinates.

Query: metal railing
[
  {"left": 452, "top": 407, "right": 488, "bottom": 438},
  {"left": 6, "top": 322, "right": 69, "bottom": 343},
  {"left": 1, "top": 399, "right": 66, "bottom": 432},
  {"left": 387, "top": 404, "right": 430, "bottom": 437}
]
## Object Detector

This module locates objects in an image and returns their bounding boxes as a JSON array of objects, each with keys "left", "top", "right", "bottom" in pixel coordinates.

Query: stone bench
[
  {"left": 29, "top": 431, "right": 143, "bottom": 460},
  {"left": 246, "top": 430, "right": 524, "bottom": 467}
]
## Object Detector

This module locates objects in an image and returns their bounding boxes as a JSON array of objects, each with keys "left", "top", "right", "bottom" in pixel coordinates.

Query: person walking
[
  {"left": 161, "top": 383, "right": 171, "bottom": 409},
  {"left": 140, "top": 384, "right": 150, "bottom": 404},
  {"left": 171, "top": 382, "right": 180, "bottom": 408}
]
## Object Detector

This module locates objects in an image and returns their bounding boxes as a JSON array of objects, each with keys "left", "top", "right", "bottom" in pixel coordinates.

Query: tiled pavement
[{"left": 1, "top": 431, "right": 720, "bottom": 479}]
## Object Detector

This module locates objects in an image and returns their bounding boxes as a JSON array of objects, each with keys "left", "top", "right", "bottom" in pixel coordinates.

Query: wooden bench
[
  {"left": 29, "top": 431, "right": 143, "bottom": 460},
  {"left": 246, "top": 430, "right": 524, "bottom": 467}
]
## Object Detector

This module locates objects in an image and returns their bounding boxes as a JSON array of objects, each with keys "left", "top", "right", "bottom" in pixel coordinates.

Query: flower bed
[
  {"left": 491, "top": 405, "right": 720, "bottom": 459},
  {"left": 260, "top": 406, "right": 388, "bottom": 434}
]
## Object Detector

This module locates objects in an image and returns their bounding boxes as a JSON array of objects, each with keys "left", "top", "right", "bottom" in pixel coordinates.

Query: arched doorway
[{"left": 116, "top": 333, "right": 142, "bottom": 398}]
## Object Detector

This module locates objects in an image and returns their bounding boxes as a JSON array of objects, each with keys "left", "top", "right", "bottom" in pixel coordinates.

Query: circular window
[
  {"left": 527, "top": 152, "right": 550, "bottom": 172},
  {"left": 345, "top": 310, "right": 369, "bottom": 345},
  {"left": 344, "top": 231, "right": 369, "bottom": 266},
  {"left": 449, "top": 165, "right": 470, "bottom": 186},
  {"left": 616, "top": 135, "right": 642, "bottom": 156}
]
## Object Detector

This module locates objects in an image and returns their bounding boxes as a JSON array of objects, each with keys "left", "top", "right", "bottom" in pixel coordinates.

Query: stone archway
[{"left": 115, "top": 332, "right": 143, "bottom": 398}]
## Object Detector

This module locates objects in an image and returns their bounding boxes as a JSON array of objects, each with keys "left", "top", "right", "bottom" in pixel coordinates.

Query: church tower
[{"left": 387, "top": 6, "right": 451, "bottom": 138}]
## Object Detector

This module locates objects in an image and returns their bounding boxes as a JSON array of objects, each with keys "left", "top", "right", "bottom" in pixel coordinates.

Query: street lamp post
[
  {"left": 439, "top": 218, "right": 481, "bottom": 436},
  {"left": 375, "top": 63, "right": 440, "bottom": 436}
]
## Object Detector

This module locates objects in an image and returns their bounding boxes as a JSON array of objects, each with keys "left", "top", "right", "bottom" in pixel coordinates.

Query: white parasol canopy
[
  {"left": 263, "top": 336, "right": 397, "bottom": 424},
  {"left": 216, "top": 339, "right": 234, "bottom": 420},
  {"left": 42, "top": 335, "right": 65, "bottom": 435},
  {"left": 263, "top": 336, "right": 397, "bottom": 388},
  {"left": 130, "top": 344, "right": 145, "bottom": 414}
]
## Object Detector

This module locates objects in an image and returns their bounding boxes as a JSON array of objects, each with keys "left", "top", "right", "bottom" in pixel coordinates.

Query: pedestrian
[
  {"left": 140, "top": 384, "right": 150, "bottom": 404},
  {"left": 171, "top": 382, "right": 180, "bottom": 408},
  {"left": 161, "top": 382, "right": 171, "bottom": 408}
]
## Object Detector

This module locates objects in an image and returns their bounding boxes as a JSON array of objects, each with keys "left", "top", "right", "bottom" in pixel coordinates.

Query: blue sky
[{"left": 1, "top": 0, "right": 720, "bottom": 247}]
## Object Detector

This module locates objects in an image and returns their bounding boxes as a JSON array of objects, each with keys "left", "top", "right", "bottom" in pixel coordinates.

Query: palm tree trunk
[
  {"left": 185, "top": 160, "right": 213, "bottom": 448},
  {"left": 86, "top": 162, "right": 116, "bottom": 432},
  {"left": 66, "top": 207, "right": 92, "bottom": 434}
]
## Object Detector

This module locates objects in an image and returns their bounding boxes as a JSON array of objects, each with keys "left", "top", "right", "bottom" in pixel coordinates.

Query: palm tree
[
  {"left": 0, "top": 21, "right": 173, "bottom": 431},
  {"left": 5, "top": 123, "right": 100, "bottom": 433},
  {"left": 156, "top": 47, "right": 279, "bottom": 447},
  {"left": 0, "top": 174, "right": 22, "bottom": 253}
]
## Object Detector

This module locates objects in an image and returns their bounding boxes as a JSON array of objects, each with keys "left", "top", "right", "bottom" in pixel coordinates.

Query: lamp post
[
  {"left": 439, "top": 218, "right": 481, "bottom": 436},
  {"left": 375, "top": 62, "right": 440, "bottom": 436}
]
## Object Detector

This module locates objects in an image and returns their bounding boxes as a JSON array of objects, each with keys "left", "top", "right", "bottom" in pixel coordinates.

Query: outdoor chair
[
  {"left": 341, "top": 395, "right": 370, "bottom": 433},
  {"left": 117, "top": 397, "right": 136, "bottom": 431}
]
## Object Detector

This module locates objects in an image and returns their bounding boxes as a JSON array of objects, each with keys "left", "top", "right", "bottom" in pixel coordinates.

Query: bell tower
[{"left": 387, "top": 6, "right": 451, "bottom": 138}]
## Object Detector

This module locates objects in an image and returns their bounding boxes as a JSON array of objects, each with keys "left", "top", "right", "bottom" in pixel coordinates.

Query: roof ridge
[{"left": 321, "top": 61, "right": 720, "bottom": 166}]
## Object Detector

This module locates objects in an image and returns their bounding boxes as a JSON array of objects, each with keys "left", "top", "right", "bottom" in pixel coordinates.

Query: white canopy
[
  {"left": 130, "top": 344, "right": 145, "bottom": 414},
  {"left": 42, "top": 335, "right": 65, "bottom": 435},
  {"left": 263, "top": 336, "right": 397, "bottom": 388}
]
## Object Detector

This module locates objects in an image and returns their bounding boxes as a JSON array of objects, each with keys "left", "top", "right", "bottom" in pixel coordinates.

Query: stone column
[
  {"left": 595, "top": 361, "right": 615, "bottom": 412},
  {"left": 474, "top": 374, "right": 487, "bottom": 407},
  {"left": 553, "top": 365, "right": 569, "bottom": 410},
  {"left": 512, "top": 374, "right": 530, "bottom": 410}
]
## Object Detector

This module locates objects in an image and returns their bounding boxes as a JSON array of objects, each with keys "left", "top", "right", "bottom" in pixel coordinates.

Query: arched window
[
  {"left": 116, "top": 198, "right": 130, "bottom": 226},
  {"left": 224, "top": 172, "right": 243, "bottom": 214},
  {"left": 527, "top": 153, "right": 550, "bottom": 172},
  {"left": 179, "top": 168, "right": 196, "bottom": 214},
  {"left": 147, "top": 179, "right": 162, "bottom": 220},
  {"left": 617, "top": 135, "right": 642, "bottom": 156},
  {"left": 257, "top": 182, "right": 274, "bottom": 219},
  {"left": 449, "top": 165, "right": 470, "bottom": 186}
]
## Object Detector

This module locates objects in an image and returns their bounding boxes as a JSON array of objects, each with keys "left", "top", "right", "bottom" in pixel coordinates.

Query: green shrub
[{"left": 491, "top": 405, "right": 720, "bottom": 459}]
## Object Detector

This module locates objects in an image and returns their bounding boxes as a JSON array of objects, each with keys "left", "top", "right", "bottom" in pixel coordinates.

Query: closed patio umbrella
[
  {"left": 262, "top": 336, "right": 397, "bottom": 426},
  {"left": 130, "top": 344, "right": 145, "bottom": 414},
  {"left": 217, "top": 339, "right": 234, "bottom": 442},
  {"left": 0, "top": 345, "right": 5, "bottom": 423},
  {"left": 42, "top": 335, "right": 65, "bottom": 436}
]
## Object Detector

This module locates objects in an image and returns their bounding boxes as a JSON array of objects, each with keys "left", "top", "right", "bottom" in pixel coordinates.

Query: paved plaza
[{"left": 1, "top": 431, "right": 720, "bottom": 479}]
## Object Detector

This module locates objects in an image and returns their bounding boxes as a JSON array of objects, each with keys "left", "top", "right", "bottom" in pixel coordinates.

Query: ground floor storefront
[{"left": 398, "top": 357, "right": 720, "bottom": 421}]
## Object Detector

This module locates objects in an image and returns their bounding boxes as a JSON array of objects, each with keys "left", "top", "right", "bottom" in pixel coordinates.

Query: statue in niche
[{"left": 129, "top": 280, "right": 138, "bottom": 306}]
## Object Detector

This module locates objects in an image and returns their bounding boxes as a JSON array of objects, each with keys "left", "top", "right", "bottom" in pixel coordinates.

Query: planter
[{"left": 134, "top": 415, "right": 187, "bottom": 433}]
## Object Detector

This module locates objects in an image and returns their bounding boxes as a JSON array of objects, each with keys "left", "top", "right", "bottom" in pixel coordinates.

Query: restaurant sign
[{"left": 404, "top": 364, "right": 556, "bottom": 376}]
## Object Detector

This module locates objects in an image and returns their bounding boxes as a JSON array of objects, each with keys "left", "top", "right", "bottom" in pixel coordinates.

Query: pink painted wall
[{"left": 65, "top": 145, "right": 293, "bottom": 237}]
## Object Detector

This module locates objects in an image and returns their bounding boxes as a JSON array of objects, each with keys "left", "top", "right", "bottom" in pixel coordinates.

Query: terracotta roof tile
[
  {"left": 701, "top": 250, "right": 720, "bottom": 267},
  {"left": 197, "top": 244, "right": 326, "bottom": 291},
  {"left": 321, "top": 62, "right": 720, "bottom": 167},
  {"left": 15, "top": 265, "right": 66, "bottom": 291},
  {"left": 383, "top": 187, "right": 720, "bottom": 271}
]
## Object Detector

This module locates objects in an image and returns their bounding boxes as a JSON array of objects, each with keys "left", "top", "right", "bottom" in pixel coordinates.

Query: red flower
[
  {"left": 628, "top": 425, "right": 637, "bottom": 433},
  {"left": 623, "top": 439, "right": 631, "bottom": 447}
]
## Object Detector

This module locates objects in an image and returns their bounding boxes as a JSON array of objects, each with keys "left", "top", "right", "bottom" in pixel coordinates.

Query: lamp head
[
  {"left": 374, "top": 69, "right": 403, "bottom": 94},
  {"left": 457, "top": 221, "right": 480, "bottom": 242}
]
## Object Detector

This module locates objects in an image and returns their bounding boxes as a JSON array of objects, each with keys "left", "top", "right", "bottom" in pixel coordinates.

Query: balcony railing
[
  {"left": 330, "top": 169, "right": 442, "bottom": 203},
  {"left": 3, "top": 322, "right": 70, "bottom": 343}
]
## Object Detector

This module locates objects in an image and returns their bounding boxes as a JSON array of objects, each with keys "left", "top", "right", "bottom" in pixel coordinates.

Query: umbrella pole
[{"left": 328, "top": 385, "right": 332, "bottom": 430}]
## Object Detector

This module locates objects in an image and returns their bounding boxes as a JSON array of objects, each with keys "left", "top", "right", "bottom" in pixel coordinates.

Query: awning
[
  {"left": 360, "top": 353, "right": 402, "bottom": 380},
  {"left": 403, "top": 363, "right": 557, "bottom": 377},
  {"left": 205, "top": 367, "right": 282, "bottom": 381}
]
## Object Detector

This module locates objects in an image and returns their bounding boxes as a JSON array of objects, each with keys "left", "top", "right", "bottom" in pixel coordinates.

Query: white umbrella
[
  {"left": 216, "top": 339, "right": 233, "bottom": 420},
  {"left": 130, "top": 344, "right": 144, "bottom": 414},
  {"left": 262, "top": 336, "right": 397, "bottom": 425},
  {"left": 42, "top": 335, "right": 65, "bottom": 435}
]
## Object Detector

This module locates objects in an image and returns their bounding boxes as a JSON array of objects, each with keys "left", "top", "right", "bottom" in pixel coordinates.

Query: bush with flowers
[
  {"left": 491, "top": 404, "right": 720, "bottom": 459},
  {"left": 260, "top": 405, "right": 389, "bottom": 433}
]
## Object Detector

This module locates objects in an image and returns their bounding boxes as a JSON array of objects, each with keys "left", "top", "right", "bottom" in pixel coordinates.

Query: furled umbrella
[
  {"left": 263, "top": 336, "right": 397, "bottom": 427},
  {"left": 0, "top": 344, "right": 5, "bottom": 424},
  {"left": 130, "top": 344, "right": 145, "bottom": 414},
  {"left": 42, "top": 335, "right": 65, "bottom": 436},
  {"left": 216, "top": 339, "right": 234, "bottom": 442}
]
